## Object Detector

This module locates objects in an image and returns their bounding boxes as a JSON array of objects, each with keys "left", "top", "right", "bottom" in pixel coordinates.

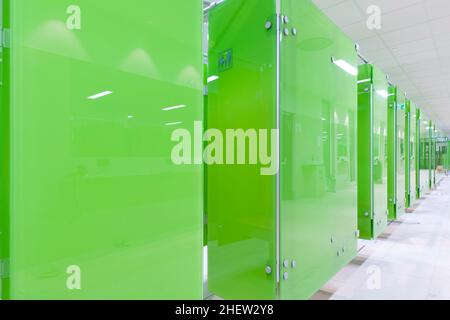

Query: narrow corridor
[{"left": 314, "top": 177, "right": 450, "bottom": 300}]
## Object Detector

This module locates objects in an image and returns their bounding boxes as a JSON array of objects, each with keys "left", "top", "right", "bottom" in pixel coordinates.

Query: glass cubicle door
[{"left": 1, "top": 0, "right": 204, "bottom": 299}]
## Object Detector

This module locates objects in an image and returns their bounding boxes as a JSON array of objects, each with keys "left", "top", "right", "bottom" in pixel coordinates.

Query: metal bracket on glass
[
  {"left": 265, "top": 266, "right": 272, "bottom": 275},
  {"left": 279, "top": 14, "right": 298, "bottom": 37}
]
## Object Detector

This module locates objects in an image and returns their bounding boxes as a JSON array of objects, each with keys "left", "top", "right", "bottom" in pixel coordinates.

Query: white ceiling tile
[
  {"left": 376, "top": 57, "right": 400, "bottom": 69},
  {"left": 401, "top": 59, "right": 441, "bottom": 73},
  {"left": 396, "top": 50, "right": 438, "bottom": 64},
  {"left": 436, "top": 45, "right": 450, "bottom": 59},
  {"left": 433, "top": 33, "right": 450, "bottom": 49},
  {"left": 342, "top": 20, "right": 377, "bottom": 40},
  {"left": 391, "top": 38, "right": 435, "bottom": 57},
  {"left": 412, "top": 75, "right": 448, "bottom": 87},
  {"left": 361, "top": 47, "right": 395, "bottom": 62},
  {"left": 356, "top": 36, "right": 387, "bottom": 53},
  {"left": 379, "top": 3, "right": 428, "bottom": 33},
  {"left": 355, "top": 0, "right": 424, "bottom": 14},
  {"left": 322, "top": 1, "right": 365, "bottom": 26},
  {"left": 424, "top": 0, "right": 450, "bottom": 20},
  {"left": 407, "top": 66, "right": 450, "bottom": 79},
  {"left": 380, "top": 23, "right": 432, "bottom": 47},
  {"left": 312, "top": 0, "right": 347, "bottom": 10},
  {"left": 382, "top": 65, "right": 408, "bottom": 75},
  {"left": 315, "top": 0, "right": 450, "bottom": 133},
  {"left": 430, "top": 16, "right": 450, "bottom": 37}
]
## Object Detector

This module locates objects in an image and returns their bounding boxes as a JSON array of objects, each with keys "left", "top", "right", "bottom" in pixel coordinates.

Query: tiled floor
[{"left": 313, "top": 177, "right": 450, "bottom": 300}]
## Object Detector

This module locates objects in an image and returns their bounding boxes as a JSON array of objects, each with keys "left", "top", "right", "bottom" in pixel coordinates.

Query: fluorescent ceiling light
[
  {"left": 165, "top": 121, "right": 183, "bottom": 126},
  {"left": 332, "top": 59, "right": 358, "bottom": 76},
  {"left": 207, "top": 75, "right": 219, "bottom": 83},
  {"left": 357, "top": 78, "right": 371, "bottom": 84},
  {"left": 376, "top": 90, "right": 388, "bottom": 98},
  {"left": 162, "top": 104, "right": 187, "bottom": 111},
  {"left": 88, "top": 91, "right": 113, "bottom": 100}
]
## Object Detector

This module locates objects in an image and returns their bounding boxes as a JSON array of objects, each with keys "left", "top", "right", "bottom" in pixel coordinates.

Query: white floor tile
[{"left": 314, "top": 177, "right": 450, "bottom": 300}]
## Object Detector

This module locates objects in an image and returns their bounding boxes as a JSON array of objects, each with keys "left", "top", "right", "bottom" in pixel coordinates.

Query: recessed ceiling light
[
  {"left": 165, "top": 121, "right": 183, "bottom": 126},
  {"left": 162, "top": 105, "right": 187, "bottom": 111},
  {"left": 376, "top": 90, "right": 388, "bottom": 98},
  {"left": 88, "top": 91, "right": 113, "bottom": 100},
  {"left": 332, "top": 58, "right": 358, "bottom": 76},
  {"left": 207, "top": 75, "right": 219, "bottom": 83}
]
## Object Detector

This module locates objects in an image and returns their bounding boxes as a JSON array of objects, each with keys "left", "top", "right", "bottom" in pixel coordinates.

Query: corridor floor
[{"left": 313, "top": 177, "right": 450, "bottom": 300}]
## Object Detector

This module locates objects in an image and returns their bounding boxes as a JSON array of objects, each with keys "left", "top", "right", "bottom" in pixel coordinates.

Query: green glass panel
[
  {"left": 435, "top": 130, "right": 447, "bottom": 184},
  {"left": 431, "top": 123, "right": 437, "bottom": 187},
  {"left": 0, "top": 0, "right": 11, "bottom": 298},
  {"left": 446, "top": 140, "right": 450, "bottom": 171},
  {"left": 407, "top": 101, "right": 417, "bottom": 207},
  {"left": 405, "top": 100, "right": 410, "bottom": 208},
  {"left": 372, "top": 67, "right": 388, "bottom": 236},
  {"left": 206, "top": 0, "right": 278, "bottom": 300},
  {"left": 419, "top": 111, "right": 431, "bottom": 197},
  {"left": 415, "top": 108, "right": 421, "bottom": 199},
  {"left": 396, "top": 93, "right": 406, "bottom": 216},
  {"left": 357, "top": 64, "right": 388, "bottom": 239},
  {"left": 279, "top": 0, "right": 358, "bottom": 299},
  {"left": 207, "top": 0, "right": 357, "bottom": 300},
  {"left": 1, "top": 0, "right": 204, "bottom": 299},
  {"left": 357, "top": 64, "right": 373, "bottom": 237},
  {"left": 387, "top": 86, "right": 397, "bottom": 220}
]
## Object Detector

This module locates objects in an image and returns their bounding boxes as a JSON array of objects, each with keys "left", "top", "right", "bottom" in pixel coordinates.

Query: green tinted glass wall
[
  {"left": 357, "top": 64, "right": 388, "bottom": 239},
  {"left": 207, "top": 0, "right": 357, "bottom": 300},
  {"left": 406, "top": 100, "right": 417, "bottom": 207},
  {"left": 431, "top": 123, "right": 437, "bottom": 187},
  {"left": 396, "top": 94, "right": 407, "bottom": 216},
  {"left": 415, "top": 108, "right": 421, "bottom": 199},
  {"left": 387, "top": 86, "right": 397, "bottom": 220},
  {"left": 1, "top": 0, "right": 204, "bottom": 299},
  {"left": 207, "top": 0, "right": 278, "bottom": 300},
  {"left": 418, "top": 111, "right": 431, "bottom": 197},
  {"left": 279, "top": 0, "right": 357, "bottom": 299},
  {"left": 435, "top": 131, "right": 447, "bottom": 184},
  {"left": 445, "top": 141, "right": 450, "bottom": 174}
]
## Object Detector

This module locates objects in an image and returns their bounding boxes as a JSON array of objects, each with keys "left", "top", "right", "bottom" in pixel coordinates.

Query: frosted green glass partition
[
  {"left": 415, "top": 107, "right": 421, "bottom": 199},
  {"left": 1, "top": 0, "right": 204, "bottom": 299},
  {"left": 387, "top": 86, "right": 397, "bottom": 219},
  {"left": 279, "top": 0, "right": 357, "bottom": 299},
  {"left": 396, "top": 94, "right": 407, "bottom": 216},
  {"left": 207, "top": 0, "right": 358, "bottom": 300},
  {"left": 431, "top": 123, "right": 437, "bottom": 187},
  {"left": 387, "top": 87, "right": 407, "bottom": 220},
  {"left": 418, "top": 111, "right": 431, "bottom": 197},
  {"left": 435, "top": 131, "right": 447, "bottom": 184},
  {"left": 445, "top": 141, "right": 450, "bottom": 175},
  {"left": 406, "top": 100, "right": 417, "bottom": 208},
  {"left": 357, "top": 64, "right": 388, "bottom": 239},
  {"left": 206, "top": 0, "right": 277, "bottom": 300}
]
